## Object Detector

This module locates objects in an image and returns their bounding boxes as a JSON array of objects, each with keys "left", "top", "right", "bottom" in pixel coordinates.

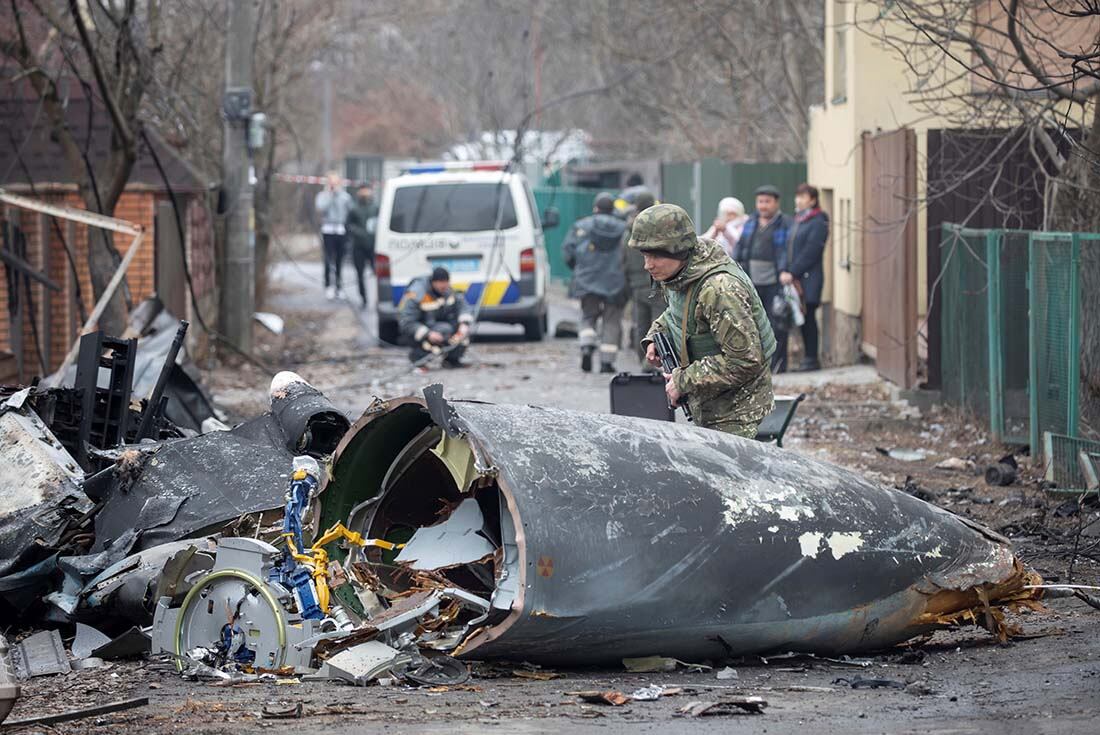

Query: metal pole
[
  {"left": 986, "top": 230, "right": 1003, "bottom": 443},
  {"left": 221, "top": 0, "right": 256, "bottom": 353},
  {"left": 136, "top": 320, "right": 189, "bottom": 440},
  {"left": 322, "top": 65, "right": 333, "bottom": 169}
]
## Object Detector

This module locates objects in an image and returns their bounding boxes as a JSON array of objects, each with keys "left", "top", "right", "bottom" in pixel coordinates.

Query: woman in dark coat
[{"left": 782, "top": 183, "right": 830, "bottom": 371}]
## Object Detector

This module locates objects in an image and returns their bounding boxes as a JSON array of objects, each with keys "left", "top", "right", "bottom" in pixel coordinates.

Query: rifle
[{"left": 652, "top": 332, "right": 693, "bottom": 421}]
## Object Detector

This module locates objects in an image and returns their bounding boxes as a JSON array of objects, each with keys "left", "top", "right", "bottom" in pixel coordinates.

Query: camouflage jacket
[{"left": 643, "top": 238, "right": 774, "bottom": 434}]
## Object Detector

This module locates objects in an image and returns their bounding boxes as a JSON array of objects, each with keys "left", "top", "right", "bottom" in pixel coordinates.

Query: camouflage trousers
[
  {"left": 685, "top": 369, "right": 773, "bottom": 438},
  {"left": 629, "top": 286, "right": 666, "bottom": 363},
  {"left": 704, "top": 417, "right": 760, "bottom": 439}
]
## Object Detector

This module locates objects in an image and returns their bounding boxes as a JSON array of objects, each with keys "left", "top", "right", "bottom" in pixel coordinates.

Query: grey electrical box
[{"left": 223, "top": 88, "right": 252, "bottom": 121}]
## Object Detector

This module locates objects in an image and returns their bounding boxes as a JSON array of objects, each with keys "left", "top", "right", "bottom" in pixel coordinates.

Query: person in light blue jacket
[{"left": 314, "top": 171, "right": 353, "bottom": 300}]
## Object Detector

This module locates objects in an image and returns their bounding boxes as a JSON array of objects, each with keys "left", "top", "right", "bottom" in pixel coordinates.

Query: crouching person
[
  {"left": 398, "top": 267, "right": 472, "bottom": 368},
  {"left": 631, "top": 204, "right": 776, "bottom": 437}
]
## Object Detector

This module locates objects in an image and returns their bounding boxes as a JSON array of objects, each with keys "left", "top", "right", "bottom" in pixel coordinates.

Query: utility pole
[
  {"left": 221, "top": 0, "right": 256, "bottom": 353},
  {"left": 321, "top": 62, "right": 333, "bottom": 169}
]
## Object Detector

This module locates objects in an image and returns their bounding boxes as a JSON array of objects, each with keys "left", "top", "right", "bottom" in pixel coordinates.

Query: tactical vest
[{"left": 665, "top": 263, "right": 776, "bottom": 365}]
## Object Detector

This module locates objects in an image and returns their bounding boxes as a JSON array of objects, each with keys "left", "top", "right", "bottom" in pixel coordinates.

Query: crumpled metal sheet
[
  {"left": 0, "top": 406, "right": 90, "bottom": 578},
  {"left": 327, "top": 395, "right": 1036, "bottom": 665},
  {"left": 92, "top": 373, "right": 344, "bottom": 556},
  {"left": 10, "top": 630, "right": 70, "bottom": 678},
  {"left": 78, "top": 538, "right": 217, "bottom": 624},
  {"left": 91, "top": 414, "right": 297, "bottom": 554}
]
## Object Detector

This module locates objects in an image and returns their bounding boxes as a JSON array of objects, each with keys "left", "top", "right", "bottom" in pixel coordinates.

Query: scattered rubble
[
  {"left": 934, "top": 457, "right": 974, "bottom": 472},
  {"left": 0, "top": 635, "right": 19, "bottom": 724},
  {"left": 985, "top": 454, "right": 1019, "bottom": 486},
  {"left": 676, "top": 697, "right": 767, "bottom": 716},
  {"left": 0, "top": 334, "right": 1075, "bottom": 722}
]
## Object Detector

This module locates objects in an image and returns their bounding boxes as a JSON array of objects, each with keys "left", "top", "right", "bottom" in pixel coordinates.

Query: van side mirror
[{"left": 541, "top": 207, "right": 560, "bottom": 229}]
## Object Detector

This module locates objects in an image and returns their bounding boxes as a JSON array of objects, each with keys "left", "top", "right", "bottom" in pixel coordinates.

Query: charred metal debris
[{"left": 0, "top": 358, "right": 1054, "bottom": 713}]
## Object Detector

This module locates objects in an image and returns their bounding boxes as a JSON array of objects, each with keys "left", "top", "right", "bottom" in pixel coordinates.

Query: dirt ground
[{"left": 6, "top": 239, "right": 1098, "bottom": 734}]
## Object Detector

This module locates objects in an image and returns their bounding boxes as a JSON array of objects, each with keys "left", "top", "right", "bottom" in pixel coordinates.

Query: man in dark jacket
[
  {"left": 397, "top": 267, "right": 473, "bottom": 367},
  {"left": 562, "top": 192, "right": 627, "bottom": 373},
  {"left": 735, "top": 185, "right": 792, "bottom": 373},
  {"left": 784, "top": 183, "right": 830, "bottom": 371},
  {"left": 345, "top": 183, "right": 379, "bottom": 309},
  {"left": 621, "top": 191, "right": 663, "bottom": 366}
]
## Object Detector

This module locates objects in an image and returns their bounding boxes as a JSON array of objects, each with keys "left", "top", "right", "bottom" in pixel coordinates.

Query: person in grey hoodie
[
  {"left": 313, "top": 171, "right": 354, "bottom": 300},
  {"left": 562, "top": 192, "right": 627, "bottom": 373}
]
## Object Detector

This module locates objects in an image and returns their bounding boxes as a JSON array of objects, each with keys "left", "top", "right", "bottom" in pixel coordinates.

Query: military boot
[{"left": 580, "top": 346, "right": 594, "bottom": 372}]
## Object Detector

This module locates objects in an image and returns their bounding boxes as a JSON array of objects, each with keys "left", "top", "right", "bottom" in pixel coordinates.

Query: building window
[{"left": 832, "top": 0, "right": 848, "bottom": 104}]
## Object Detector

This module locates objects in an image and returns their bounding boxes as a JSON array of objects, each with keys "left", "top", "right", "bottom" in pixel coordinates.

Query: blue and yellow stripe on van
[{"left": 391, "top": 279, "right": 521, "bottom": 307}]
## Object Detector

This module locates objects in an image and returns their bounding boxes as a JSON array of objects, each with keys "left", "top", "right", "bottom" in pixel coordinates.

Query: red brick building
[{"left": 0, "top": 97, "right": 218, "bottom": 382}]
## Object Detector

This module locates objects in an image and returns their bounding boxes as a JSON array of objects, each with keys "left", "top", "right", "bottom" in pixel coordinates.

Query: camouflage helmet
[{"left": 627, "top": 203, "right": 698, "bottom": 256}]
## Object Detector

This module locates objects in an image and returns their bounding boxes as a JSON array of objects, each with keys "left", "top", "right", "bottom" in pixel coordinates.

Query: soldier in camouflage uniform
[{"left": 629, "top": 203, "right": 775, "bottom": 437}]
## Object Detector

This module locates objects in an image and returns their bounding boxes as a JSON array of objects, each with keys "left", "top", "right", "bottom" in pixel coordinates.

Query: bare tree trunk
[{"left": 1051, "top": 100, "right": 1100, "bottom": 434}]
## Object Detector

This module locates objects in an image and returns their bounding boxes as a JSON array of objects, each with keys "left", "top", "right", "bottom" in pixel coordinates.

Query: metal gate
[{"left": 861, "top": 129, "right": 918, "bottom": 388}]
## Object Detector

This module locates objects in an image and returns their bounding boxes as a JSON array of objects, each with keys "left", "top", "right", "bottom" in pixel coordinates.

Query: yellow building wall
[{"left": 809, "top": 0, "right": 972, "bottom": 325}]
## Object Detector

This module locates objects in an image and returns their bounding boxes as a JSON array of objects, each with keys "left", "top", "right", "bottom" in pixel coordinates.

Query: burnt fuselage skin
[{"left": 326, "top": 398, "right": 1023, "bottom": 665}]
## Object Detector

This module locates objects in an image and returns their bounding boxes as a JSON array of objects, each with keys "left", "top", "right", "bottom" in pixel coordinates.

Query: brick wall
[{"left": 0, "top": 190, "right": 158, "bottom": 378}]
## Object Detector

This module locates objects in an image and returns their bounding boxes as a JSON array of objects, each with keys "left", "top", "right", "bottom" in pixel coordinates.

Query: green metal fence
[
  {"left": 533, "top": 186, "right": 597, "bottom": 282},
  {"left": 939, "top": 227, "right": 991, "bottom": 421},
  {"left": 1043, "top": 433, "right": 1100, "bottom": 493},
  {"left": 939, "top": 224, "right": 1088, "bottom": 456},
  {"left": 660, "top": 160, "right": 806, "bottom": 227}
]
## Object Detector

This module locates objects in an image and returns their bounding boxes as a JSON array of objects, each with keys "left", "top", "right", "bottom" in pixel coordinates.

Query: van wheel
[
  {"left": 378, "top": 320, "right": 400, "bottom": 346},
  {"left": 522, "top": 315, "right": 545, "bottom": 341}
]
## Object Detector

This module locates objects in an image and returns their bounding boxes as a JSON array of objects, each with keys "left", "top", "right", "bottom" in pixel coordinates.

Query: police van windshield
[{"left": 390, "top": 183, "right": 517, "bottom": 233}]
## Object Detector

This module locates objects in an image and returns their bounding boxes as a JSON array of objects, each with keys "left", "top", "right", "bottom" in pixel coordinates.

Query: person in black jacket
[
  {"left": 782, "top": 183, "right": 830, "bottom": 371},
  {"left": 397, "top": 267, "right": 473, "bottom": 367},
  {"left": 345, "top": 183, "right": 379, "bottom": 309},
  {"left": 736, "top": 185, "right": 792, "bottom": 373}
]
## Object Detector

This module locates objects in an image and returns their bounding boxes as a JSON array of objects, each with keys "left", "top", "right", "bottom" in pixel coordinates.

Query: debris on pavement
[
  {"left": 876, "top": 446, "right": 927, "bottom": 462},
  {"left": 677, "top": 697, "right": 767, "bottom": 716},
  {"left": 511, "top": 669, "right": 564, "bottom": 681},
  {"left": 622, "top": 656, "right": 710, "bottom": 673},
  {"left": 630, "top": 684, "right": 682, "bottom": 701},
  {"left": 321, "top": 641, "right": 415, "bottom": 686},
  {"left": 935, "top": 457, "right": 975, "bottom": 472},
  {"left": 0, "top": 634, "right": 19, "bottom": 724},
  {"left": 261, "top": 701, "right": 303, "bottom": 719},
  {"left": 984, "top": 454, "right": 1019, "bottom": 486},
  {"left": 569, "top": 690, "right": 631, "bottom": 706},
  {"left": 0, "top": 696, "right": 149, "bottom": 728},
  {"left": 716, "top": 666, "right": 739, "bottom": 680},
  {"left": 71, "top": 622, "right": 112, "bottom": 659},
  {"left": 11, "top": 630, "right": 70, "bottom": 678},
  {"left": 832, "top": 675, "right": 908, "bottom": 690},
  {"left": 90, "top": 626, "right": 153, "bottom": 660}
]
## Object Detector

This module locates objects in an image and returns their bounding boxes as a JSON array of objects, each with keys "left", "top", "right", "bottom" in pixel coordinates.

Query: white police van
[{"left": 374, "top": 162, "right": 557, "bottom": 343}]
